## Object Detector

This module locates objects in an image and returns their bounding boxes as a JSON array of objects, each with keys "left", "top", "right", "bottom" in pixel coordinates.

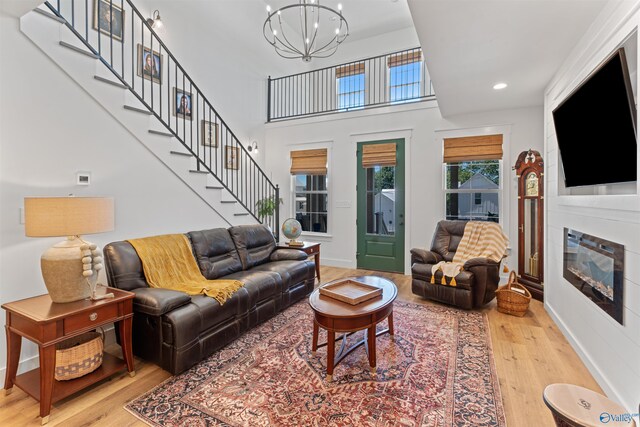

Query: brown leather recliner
[{"left": 411, "top": 220, "right": 502, "bottom": 309}]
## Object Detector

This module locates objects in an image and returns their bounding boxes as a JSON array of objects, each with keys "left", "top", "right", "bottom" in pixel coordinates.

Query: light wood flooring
[{"left": 0, "top": 266, "right": 602, "bottom": 426}]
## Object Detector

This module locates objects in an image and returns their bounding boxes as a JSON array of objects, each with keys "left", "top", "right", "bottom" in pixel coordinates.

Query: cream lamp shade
[
  {"left": 25, "top": 197, "right": 114, "bottom": 237},
  {"left": 24, "top": 197, "right": 115, "bottom": 303}
]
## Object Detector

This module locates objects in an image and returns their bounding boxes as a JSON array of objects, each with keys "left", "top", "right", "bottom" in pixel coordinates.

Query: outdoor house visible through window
[
  {"left": 336, "top": 62, "right": 365, "bottom": 111},
  {"left": 388, "top": 50, "right": 422, "bottom": 103},
  {"left": 362, "top": 143, "right": 397, "bottom": 236},
  {"left": 290, "top": 149, "right": 328, "bottom": 234},
  {"left": 443, "top": 135, "right": 503, "bottom": 223}
]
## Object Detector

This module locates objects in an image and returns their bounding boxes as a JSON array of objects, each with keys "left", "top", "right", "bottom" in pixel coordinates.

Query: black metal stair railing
[
  {"left": 43, "top": 0, "right": 279, "bottom": 231},
  {"left": 267, "top": 47, "right": 435, "bottom": 122}
]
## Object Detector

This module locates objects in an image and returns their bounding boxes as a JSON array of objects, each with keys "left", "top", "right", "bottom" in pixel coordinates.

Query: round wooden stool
[{"left": 543, "top": 384, "right": 636, "bottom": 427}]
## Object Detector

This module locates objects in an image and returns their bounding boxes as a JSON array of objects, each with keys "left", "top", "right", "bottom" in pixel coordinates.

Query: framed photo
[
  {"left": 137, "top": 44, "right": 162, "bottom": 84},
  {"left": 225, "top": 145, "right": 239, "bottom": 170},
  {"left": 93, "top": 0, "right": 125, "bottom": 42},
  {"left": 172, "top": 88, "right": 193, "bottom": 121},
  {"left": 201, "top": 120, "right": 218, "bottom": 147}
]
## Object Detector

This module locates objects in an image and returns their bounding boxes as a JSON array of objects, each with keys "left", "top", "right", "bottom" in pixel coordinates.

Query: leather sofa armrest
[
  {"left": 270, "top": 248, "right": 308, "bottom": 262},
  {"left": 410, "top": 248, "right": 442, "bottom": 265},
  {"left": 131, "top": 288, "right": 191, "bottom": 316},
  {"left": 463, "top": 257, "right": 500, "bottom": 269}
]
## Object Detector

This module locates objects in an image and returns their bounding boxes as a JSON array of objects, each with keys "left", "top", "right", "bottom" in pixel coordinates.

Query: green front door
[{"left": 356, "top": 139, "right": 405, "bottom": 273}]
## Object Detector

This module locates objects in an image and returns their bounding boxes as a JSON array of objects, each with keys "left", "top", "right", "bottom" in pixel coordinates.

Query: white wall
[
  {"left": 544, "top": 0, "right": 640, "bottom": 411},
  {"left": 264, "top": 102, "right": 543, "bottom": 274},
  {"left": 0, "top": 13, "right": 236, "bottom": 380}
]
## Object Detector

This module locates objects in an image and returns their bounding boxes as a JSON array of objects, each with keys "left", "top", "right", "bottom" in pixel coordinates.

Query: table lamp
[{"left": 24, "top": 196, "right": 115, "bottom": 303}]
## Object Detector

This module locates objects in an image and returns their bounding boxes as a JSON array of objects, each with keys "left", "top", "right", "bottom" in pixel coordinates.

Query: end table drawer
[{"left": 64, "top": 304, "right": 118, "bottom": 334}]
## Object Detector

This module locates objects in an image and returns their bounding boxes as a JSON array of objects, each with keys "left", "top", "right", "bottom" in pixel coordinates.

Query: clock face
[{"left": 525, "top": 172, "right": 538, "bottom": 197}]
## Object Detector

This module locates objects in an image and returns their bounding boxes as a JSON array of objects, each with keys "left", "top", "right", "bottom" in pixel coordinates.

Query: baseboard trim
[
  {"left": 544, "top": 302, "right": 632, "bottom": 412},
  {"left": 321, "top": 258, "right": 355, "bottom": 269}
]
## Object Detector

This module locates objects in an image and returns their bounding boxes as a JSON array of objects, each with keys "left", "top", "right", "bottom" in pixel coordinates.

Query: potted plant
[{"left": 255, "top": 195, "right": 283, "bottom": 227}]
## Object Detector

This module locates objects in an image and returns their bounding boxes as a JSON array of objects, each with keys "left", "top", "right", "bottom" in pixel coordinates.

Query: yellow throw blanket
[
  {"left": 431, "top": 221, "right": 508, "bottom": 287},
  {"left": 128, "top": 234, "right": 244, "bottom": 305}
]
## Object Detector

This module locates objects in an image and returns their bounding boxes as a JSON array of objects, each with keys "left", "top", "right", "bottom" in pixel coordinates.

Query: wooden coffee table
[{"left": 309, "top": 276, "right": 397, "bottom": 381}]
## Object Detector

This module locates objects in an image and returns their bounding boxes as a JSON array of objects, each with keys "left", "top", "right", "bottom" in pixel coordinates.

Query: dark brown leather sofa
[
  {"left": 411, "top": 220, "right": 501, "bottom": 309},
  {"left": 104, "top": 224, "right": 315, "bottom": 374}
]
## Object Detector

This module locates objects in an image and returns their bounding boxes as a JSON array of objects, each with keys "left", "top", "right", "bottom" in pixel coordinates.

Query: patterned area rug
[{"left": 126, "top": 300, "right": 506, "bottom": 426}]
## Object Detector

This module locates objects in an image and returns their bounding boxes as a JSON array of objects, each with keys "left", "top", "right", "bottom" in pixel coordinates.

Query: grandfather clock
[{"left": 514, "top": 149, "right": 544, "bottom": 300}]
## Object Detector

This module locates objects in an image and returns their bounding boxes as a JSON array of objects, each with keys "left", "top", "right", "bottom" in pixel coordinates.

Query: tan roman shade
[
  {"left": 388, "top": 50, "right": 422, "bottom": 67},
  {"left": 443, "top": 134, "right": 503, "bottom": 163},
  {"left": 335, "top": 62, "right": 365, "bottom": 79},
  {"left": 290, "top": 149, "right": 327, "bottom": 175},
  {"left": 362, "top": 143, "right": 396, "bottom": 168}
]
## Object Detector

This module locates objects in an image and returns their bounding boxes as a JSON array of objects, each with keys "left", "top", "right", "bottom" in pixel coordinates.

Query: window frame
[
  {"left": 387, "top": 60, "right": 423, "bottom": 104},
  {"left": 290, "top": 144, "right": 332, "bottom": 237},
  {"left": 442, "top": 159, "right": 504, "bottom": 225}
]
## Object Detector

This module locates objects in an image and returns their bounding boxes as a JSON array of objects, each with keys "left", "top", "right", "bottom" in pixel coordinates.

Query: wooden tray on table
[{"left": 319, "top": 279, "right": 383, "bottom": 305}]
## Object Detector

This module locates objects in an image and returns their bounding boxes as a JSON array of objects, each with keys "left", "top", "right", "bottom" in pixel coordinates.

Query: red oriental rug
[{"left": 125, "top": 300, "right": 506, "bottom": 426}]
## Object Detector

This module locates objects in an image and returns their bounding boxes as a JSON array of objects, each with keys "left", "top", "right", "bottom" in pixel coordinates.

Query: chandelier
[{"left": 263, "top": 0, "right": 349, "bottom": 62}]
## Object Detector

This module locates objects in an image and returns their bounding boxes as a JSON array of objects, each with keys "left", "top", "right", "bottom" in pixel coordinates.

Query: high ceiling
[{"left": 408, "top": 0, "right": 607, "bottom": 117}]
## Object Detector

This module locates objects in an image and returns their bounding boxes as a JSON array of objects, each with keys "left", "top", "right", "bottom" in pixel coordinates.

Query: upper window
[
  {"left": 389, "top": 61, "right": 422, "bottom": 103},
  {"left": 336, "top": 62, "right": 365, "bottom": 111}
]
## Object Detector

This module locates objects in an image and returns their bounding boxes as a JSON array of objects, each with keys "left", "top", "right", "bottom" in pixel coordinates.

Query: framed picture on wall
[
  {"left": 201, "top": 120, "right": 218, "bottom": 147},
  {"left": 173, "top": 88, "right": 193, "bottom": 121},
  {"left": 225, "top": 145, "right": 239, "bottom": 170},
  {"left": 137, "top": 44, "right": 162, "bottom": 84},
  {"left": 93, "top": 0, "right": 125, "bottom": 42}
]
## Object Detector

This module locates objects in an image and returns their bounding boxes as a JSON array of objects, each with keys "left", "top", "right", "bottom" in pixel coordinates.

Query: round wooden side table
[
  {"left": 308, "top": 276, "right": 397, "bottom": 381},
  {"left": 543, "top": 383, "right": 636, "bottom": 427}
]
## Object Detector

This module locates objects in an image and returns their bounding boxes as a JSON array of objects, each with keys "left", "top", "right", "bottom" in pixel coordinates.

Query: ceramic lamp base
[{"left": 41, "top": 236, "right": 91, "bottom": 303}]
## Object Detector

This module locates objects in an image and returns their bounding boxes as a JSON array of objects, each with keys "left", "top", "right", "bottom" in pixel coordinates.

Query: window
[
  {"left": 445, "top": 160, "right": 501, "bottom": 222},
  {"left": 389, "top": 61, "right": 422, "bottom": 103},
  {"left": 294, "top": 175, "right": 328, "bottom": 233},
  {"left": 336, "top": 62, "right": 365, "bottom": 111},
  {"left": 290, "top": 148, "right": 329, "bottom": 234}
]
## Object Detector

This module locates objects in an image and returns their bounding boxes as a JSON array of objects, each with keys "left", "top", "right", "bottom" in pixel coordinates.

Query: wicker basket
[
  {"left": 496, "top": 271, "right": 532, "bottom": 317},
  {"left": 55, "top": 331, "right": 103, "bottom": 381}
]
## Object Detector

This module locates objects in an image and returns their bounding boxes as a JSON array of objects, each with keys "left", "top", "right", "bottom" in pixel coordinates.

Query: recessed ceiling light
[{"left": 493, "top": 82, "right": 508, "bottom": 90}]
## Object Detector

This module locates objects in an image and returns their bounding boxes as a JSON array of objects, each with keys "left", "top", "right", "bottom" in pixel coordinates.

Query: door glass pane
[
  {"left": 523, "top": 198, "right": 539, "bottom": 277},
  {"left": 366, "top": 165, "right": 395, "bottom": 236}
]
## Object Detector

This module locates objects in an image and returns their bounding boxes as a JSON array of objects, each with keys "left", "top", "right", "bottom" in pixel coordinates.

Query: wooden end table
[
  {"left": 308, "top": 276, "right": 397, "bottom": 381},
  {"left": 2, "top": 286, "right": 135, "bottom": 425},
  {"left": 278, "top": 241, "right": 321, "bottom": 282}
]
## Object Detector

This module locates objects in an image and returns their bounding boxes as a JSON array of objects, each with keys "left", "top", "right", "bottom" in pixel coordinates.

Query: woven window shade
[
  {"left": 290, "top": 149, "right": 327, "bottom": 175},
  {"left": 443, "top": 134, "right": 503, "bottom": 163},
  {"left": 335, "top": 62, "right": 365, "bottom": 79},
  {"left": 362, "top": 143, "right": 396, "bottom": 168},
  {"left": 388, "top": 50, "right": 422, "bottom": 67}
]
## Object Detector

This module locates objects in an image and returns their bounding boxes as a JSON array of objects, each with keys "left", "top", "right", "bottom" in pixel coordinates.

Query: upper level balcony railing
[{"left": 267, "top": 47, "right": 435, "bottom": 122}]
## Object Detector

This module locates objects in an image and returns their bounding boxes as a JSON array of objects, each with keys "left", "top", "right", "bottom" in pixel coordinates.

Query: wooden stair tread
[
  {"left": 33, "top": 8, "right": 66, "bottom": 23},
  {"left": 59, "top": 41, "right": 98, "bottom": 59},
  {"left": 94, "top": 75, "right": 126, "bottom": 89},
  {"left": 148, "top": 129, "right": 173, "bottom": 137},
  {"left": 124, "top": 105, "right": 152, "bottom": 115}
]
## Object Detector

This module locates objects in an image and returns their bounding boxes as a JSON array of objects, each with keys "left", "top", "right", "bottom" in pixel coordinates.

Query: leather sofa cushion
[
  {"left": 270, "top": 249, "right": 308, "bottom": 262},
  {"left": 187, "top": 229, "right": 243, "bottom": 279},
  {"left": 131, "top": 288, "right": 191, "bottom": 316},
  {"left": 431, "top": 220, "right": 468, "bottom": 261},
  {"left": 104, "top": 241, "right": 150, "bottom": 291},
  {"left": 411, "top": 263, "right": 474, "bottom": 290},
  {"left": 188, "top": 291, "right": 245, "bottom": 333},
  {"left": 251, "top": 259, "right": 315, "bottom": 291},
  {"left": 228, "top": 224, "right": 277, "bottom": 269},
  {"left": 221, "top": 269, "right": 282, "bottom": 308}
]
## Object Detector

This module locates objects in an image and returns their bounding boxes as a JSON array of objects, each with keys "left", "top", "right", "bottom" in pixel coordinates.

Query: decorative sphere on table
[{"left": 282, "top": 218, "right": 303, "bottom": 246}]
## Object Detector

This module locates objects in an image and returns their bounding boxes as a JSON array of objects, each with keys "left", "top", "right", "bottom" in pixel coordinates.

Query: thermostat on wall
[{"left": 76, "top": 172, "right": 91, "bottom": 186}]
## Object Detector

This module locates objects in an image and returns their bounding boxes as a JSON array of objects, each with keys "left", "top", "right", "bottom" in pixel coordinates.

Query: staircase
[{"left": 22, "top": 0, "right": 279, "bottom": 230}]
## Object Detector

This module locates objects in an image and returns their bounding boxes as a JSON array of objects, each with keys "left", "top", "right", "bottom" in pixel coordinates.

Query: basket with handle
[
  {"left": 496, "top": 271, "right": 532, "bottom": 317},
  {"left": 54, "top": 330, "right": 104, "bottom": 381}
]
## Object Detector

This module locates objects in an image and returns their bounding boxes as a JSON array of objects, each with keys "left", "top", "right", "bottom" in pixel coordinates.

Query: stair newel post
[
  {"left": 275, "top": 184, "right": 280, "bottom": 242},
  {"left": 267, "top": 76, "right": 272, "bottom": 123}
]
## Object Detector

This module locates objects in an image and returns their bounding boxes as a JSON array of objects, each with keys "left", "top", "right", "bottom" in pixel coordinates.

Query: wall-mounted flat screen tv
[{"left": 552, "top": 48, "right": 637, "bottom": 187}]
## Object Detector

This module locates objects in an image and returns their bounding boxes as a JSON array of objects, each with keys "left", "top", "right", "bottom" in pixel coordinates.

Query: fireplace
[{"left": 563, "top": 228, "right": 625, "bottom": 324}]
